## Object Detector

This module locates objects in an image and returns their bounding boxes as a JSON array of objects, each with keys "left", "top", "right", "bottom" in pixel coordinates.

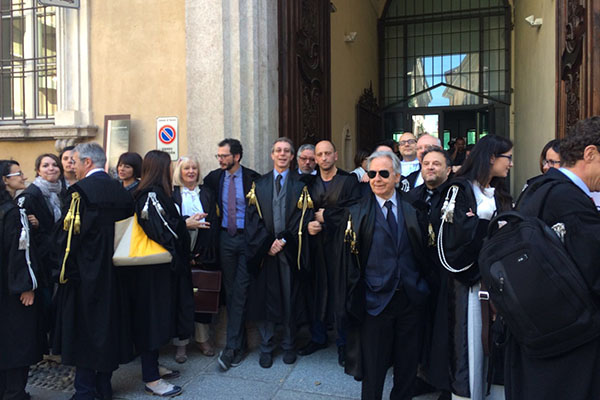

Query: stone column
[{"left": 186, "top": 0, "right": 278, "bottom": 175}]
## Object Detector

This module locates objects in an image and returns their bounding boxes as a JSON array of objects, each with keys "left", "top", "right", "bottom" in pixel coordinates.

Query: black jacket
[
  {"left": 203, "top": 166, "right": 261, "bottom": 222},
  {"left": 505, "top": 168, "right": 600, "bottom": 400},
  {"left": 343, "top": 191, "right": 429, "bottom": 379}
]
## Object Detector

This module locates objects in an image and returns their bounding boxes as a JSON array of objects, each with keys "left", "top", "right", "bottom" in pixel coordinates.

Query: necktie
[
  {"left": 384, "top": 200, "right": 398, "bottom": 243},
  {"left": 227, "top": 175, "right": 237, "bottom": 236},
  {"left": 276, "top": 174, "right": 282, "bottom": 195}
]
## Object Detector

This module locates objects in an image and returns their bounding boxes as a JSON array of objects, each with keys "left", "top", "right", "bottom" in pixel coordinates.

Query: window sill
[{"left": 0, "top": 124, "right": 98, "bottom": 141}]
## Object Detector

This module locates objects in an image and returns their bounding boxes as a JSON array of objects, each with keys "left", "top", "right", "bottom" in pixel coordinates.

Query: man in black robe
[
  {"left": 245, "top": 138, "right": 312, "bottom": 368},
  {"left": 408, "top": 148, "right": 452, "bottom": 398},
  {"left": 343, "top": 151, "right": 430, "bottom": 400},
  {"left": 299, "top": 140, "right": 360, "bottom": 366},
  {"left": 54, "top": 143, "right": 133, "bottom": 400},
  {"left": 505, "top": 117, "right": 600, "bottom": 400},
  {"left": 203, "top": 138, "right": 260, "bottom": 371}
]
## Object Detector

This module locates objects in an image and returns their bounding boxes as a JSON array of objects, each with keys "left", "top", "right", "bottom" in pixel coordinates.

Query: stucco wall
[
  {"left": 89, "top": 0, "right": 187, "bottom": 159},
  {"left": 330, "top": 0, "right": 380, "bottom": 170},
  {"left": 0, "top": 140, "right": 59, "bottom": 178},
  {"left": 512, "top": 0, "right": 556, "bottom": 192}
]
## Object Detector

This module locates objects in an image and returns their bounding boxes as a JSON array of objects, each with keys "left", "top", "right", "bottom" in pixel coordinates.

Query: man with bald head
[
  {"left": 299, "top": 140, "right": 360, "bottom": 366},
  {"left": 398, "top": 132, "right": 419, "bottom": 176}
]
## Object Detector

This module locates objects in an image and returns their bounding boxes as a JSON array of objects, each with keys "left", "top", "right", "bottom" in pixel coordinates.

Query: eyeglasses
[
  {"left": 367, "top": 170, "right": 391, "bottom": 179},
  {"left": 399, "top": 139, "right": 417, "bottom": 146},
  {"left": 215, "top": 154, "right": 232, "bottom": 160},
  {"left": 543, "top": 159, "right": 560, "bottom": 167},
  {"left": 497, "top": 154, "right": 513, "bottom": 162},
  {"left": 5, "top": 171, "right": 23, "bottom": 177},
  {"left": 298, "top": 156, "right": 315, "bottom": 162}
]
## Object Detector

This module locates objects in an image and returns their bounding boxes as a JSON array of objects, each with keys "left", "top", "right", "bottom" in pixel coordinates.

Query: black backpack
[{"left": 478, "top": 180, "right": 600, "bottom": 358}]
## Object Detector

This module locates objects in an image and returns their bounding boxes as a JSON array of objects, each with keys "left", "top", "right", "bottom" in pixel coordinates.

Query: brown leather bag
[{"left": 191, "top": 268, "right": 222, "bottom": 314}]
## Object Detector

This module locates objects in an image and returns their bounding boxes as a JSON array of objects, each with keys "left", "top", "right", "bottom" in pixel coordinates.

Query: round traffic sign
[{"left": 158, "top": 125, "right": 176, "bottom": 144}]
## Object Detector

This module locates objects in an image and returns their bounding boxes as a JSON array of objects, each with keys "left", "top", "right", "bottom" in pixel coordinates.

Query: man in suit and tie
[
  {"left": 203, "top": 138, "right": 260, "bottom": 371},
  {"left": 343, "top": 151, "right": 430, "bottom": 400},
  {"left": 244, "top": 138, "right": 312, "bottom": 368}
]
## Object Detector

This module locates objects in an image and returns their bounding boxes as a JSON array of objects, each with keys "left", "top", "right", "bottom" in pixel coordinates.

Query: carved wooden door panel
[
  {"left": 557, "top": 0, "right": 600, "bottom": 137},
  {"left": 279, "top": 0, "right": 331, "bottom": 145}
]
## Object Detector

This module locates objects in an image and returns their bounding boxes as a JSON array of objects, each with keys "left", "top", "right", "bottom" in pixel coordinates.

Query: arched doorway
[{"left": 380, "top": 0, "right": 511, "bottom": 148}]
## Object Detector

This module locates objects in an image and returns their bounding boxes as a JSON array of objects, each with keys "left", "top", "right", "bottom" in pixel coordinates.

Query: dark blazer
[
  {"left": 345, "top": 191, "right": 430, "bottom": 322},
  {"left": 343, "top": 190, "right": 429, "bottom": 379},
  {"left": 203, "top": 166, "right": 260, "bottom": 221},
  {"left": 401, "top": 167, "right": 421, "bottom": 192}
]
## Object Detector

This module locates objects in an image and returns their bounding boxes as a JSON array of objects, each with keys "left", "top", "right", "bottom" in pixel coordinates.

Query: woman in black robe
[
  {"left": 171, "top": 155, "right": 219, "bottom": 363},
  {"left": 0, "top": 160, "right": 45, "bottom": 400},
  {"left": 120, "top": 150, "right": 201, "bottom": 397},
  {"left": 18, "top": 154, "right": 64, "bottom": 332},
  {"left": 117, "top": 152, "right": 142, "bottom": 193},
  {"left": 436, "top": 135, "right": 513, "bottom": 400}
]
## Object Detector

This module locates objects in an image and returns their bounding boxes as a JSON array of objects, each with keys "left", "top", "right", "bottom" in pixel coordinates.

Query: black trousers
[
  {"left": 0, "top": 367, "right": 29, "bottom": 400},
  {"left": 360, "top": 289, "right": 424, "bottom": 400},
  {"left": 73, "top": 367, "right": 112, "bottom": 400}
]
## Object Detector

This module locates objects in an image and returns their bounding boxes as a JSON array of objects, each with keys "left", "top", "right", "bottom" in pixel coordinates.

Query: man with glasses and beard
[
  {"left": 203, "top": 138, "right": 260, "bottom": 371},
  {"left": 343, "top": 151, "right": 430, "bottom": 400}
]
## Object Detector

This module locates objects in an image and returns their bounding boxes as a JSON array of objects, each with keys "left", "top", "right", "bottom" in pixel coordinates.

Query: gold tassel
[
  {"left": 428, "top": 223, "right": 436, "bottom": 247},
  {"left": 296, "top": 186, "right": 313, "bottom": 270},
  {"left": 59, "top": 192, "right": 81, "bottom": 284},
  {"left": 245, "top": 182, "right": 262, "bottom": 219},
  {"left": 344, "top": 214, "right": 359, "bottom": 255}
]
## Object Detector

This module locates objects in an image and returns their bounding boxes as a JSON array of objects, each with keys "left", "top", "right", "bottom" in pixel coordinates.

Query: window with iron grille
[
  {"left": 381, "top": 0, "right": 510, "bottom": 108},
  {"left": 0, "top": 0, "right": 56, "bottom": 123}
]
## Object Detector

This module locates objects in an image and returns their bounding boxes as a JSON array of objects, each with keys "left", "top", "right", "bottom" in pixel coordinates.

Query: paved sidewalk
[{"left": 27, "top": 345, "right": 440, "bottom": 399}]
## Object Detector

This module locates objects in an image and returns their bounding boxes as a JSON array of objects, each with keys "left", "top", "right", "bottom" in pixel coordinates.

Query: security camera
[{"left": 525, "top": 15, "right": 543, "bottom": 27}]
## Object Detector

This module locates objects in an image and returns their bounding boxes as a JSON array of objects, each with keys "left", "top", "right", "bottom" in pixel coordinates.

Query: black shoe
[
  {"left": 337, "top": 345, "right": 346, "bottom": 367},
  {"left": 411, "top": 376, "right": 436, "bottom": 396},
  {"left": 259, "top": 352, "right": 273, "bottom": 368},
  {"left": 437, "top": 391, "right": 451, "bottom": 400},
  {"left": 218, "top": 349, "right": 234, "bottom": 371},
  {"left": 282, "top": 350, "right": 297, "bottom": 364},
  {"left": 230, "top": 349, "right": 244, "bottom": 367},
  {"left": 298, "top": 341, "right": 327, "bottom": 356}
]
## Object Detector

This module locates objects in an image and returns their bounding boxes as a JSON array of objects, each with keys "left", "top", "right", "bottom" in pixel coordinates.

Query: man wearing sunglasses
[{"left": 343, "top": 151, "right": 430, "bottom": 400}]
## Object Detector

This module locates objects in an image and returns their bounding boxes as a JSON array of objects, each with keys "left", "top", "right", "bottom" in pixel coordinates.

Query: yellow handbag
[{"left": 113, "top": 214, "right": 172, "bottom": 266}]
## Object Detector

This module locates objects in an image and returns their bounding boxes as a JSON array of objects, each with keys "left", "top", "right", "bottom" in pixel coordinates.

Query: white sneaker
[{"left": 144, "top": 379, "right": 182, "bottom": 397}]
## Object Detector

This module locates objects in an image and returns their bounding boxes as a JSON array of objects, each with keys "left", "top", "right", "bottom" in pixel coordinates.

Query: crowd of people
[{"left": 1, "top": 116, "right": 600, "bottom": 400}]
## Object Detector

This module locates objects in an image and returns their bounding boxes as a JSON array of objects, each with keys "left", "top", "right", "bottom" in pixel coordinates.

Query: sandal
[
  {"left": 196, "top": 341, "right": 215, "bottom": 357},
  {"left": 174, "top": 345, "right": 187, "bottom": 364}
]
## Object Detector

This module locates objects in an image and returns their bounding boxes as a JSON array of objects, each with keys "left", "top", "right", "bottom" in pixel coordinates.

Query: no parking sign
[{"left": 156, "top": 117, "right": 179, "bottom": 161}]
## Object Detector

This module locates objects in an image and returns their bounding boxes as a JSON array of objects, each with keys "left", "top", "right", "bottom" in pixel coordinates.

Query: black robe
[
  {"left": 408, "top": 181, "right": 452, "bottom": 391},
  {"left": 53, "top": 172, "right": 133, "bottom": 372},
  {"left": 505, "top": 168, "right": 600, "bottom": 400},
  {"left": 436, "top": 176, "right": 509, "bottom": 397},
  {"left": 0, "top": 200, "right": 46, "bottom": 370},
  {"left": 245, "top": 172, "right": 313, "bottom": 323},
  {"left": 342, "top": 191, "right": 429, "bottom": 379},
  {"left": 119, "top": 185, "right": 193, "bottom": 355},
  {"left": 17, "top": 183, "right": 60, "bottom": 287},
  {"left": 306, "top": 169, "right": 360, "bottom": 323}
]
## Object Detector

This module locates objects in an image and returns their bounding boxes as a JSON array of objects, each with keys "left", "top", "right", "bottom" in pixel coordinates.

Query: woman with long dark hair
[
  {"left": 435, "top": 135, "right": 513, "bottom": 400},
  {"left": 120, "top": 150, "right": 201, "bottom": 397},
  {"left": 0, "top": 160, "right": 45, "bottom": 400}
]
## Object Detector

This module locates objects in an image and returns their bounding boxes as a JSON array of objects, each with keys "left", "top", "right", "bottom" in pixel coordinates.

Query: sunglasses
[{"left": 367, "top": 170, "right": 391, "bottom": 179}]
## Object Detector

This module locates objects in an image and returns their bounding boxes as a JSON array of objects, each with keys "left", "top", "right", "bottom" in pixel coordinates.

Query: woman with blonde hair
[{"left": 171, "top": 156, "right": 219, "bottom": 363}]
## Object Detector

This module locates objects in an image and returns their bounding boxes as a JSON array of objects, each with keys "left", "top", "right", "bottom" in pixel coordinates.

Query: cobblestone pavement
[{"left": 27, "top": 345, "right": 440, "bottom": 400}]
